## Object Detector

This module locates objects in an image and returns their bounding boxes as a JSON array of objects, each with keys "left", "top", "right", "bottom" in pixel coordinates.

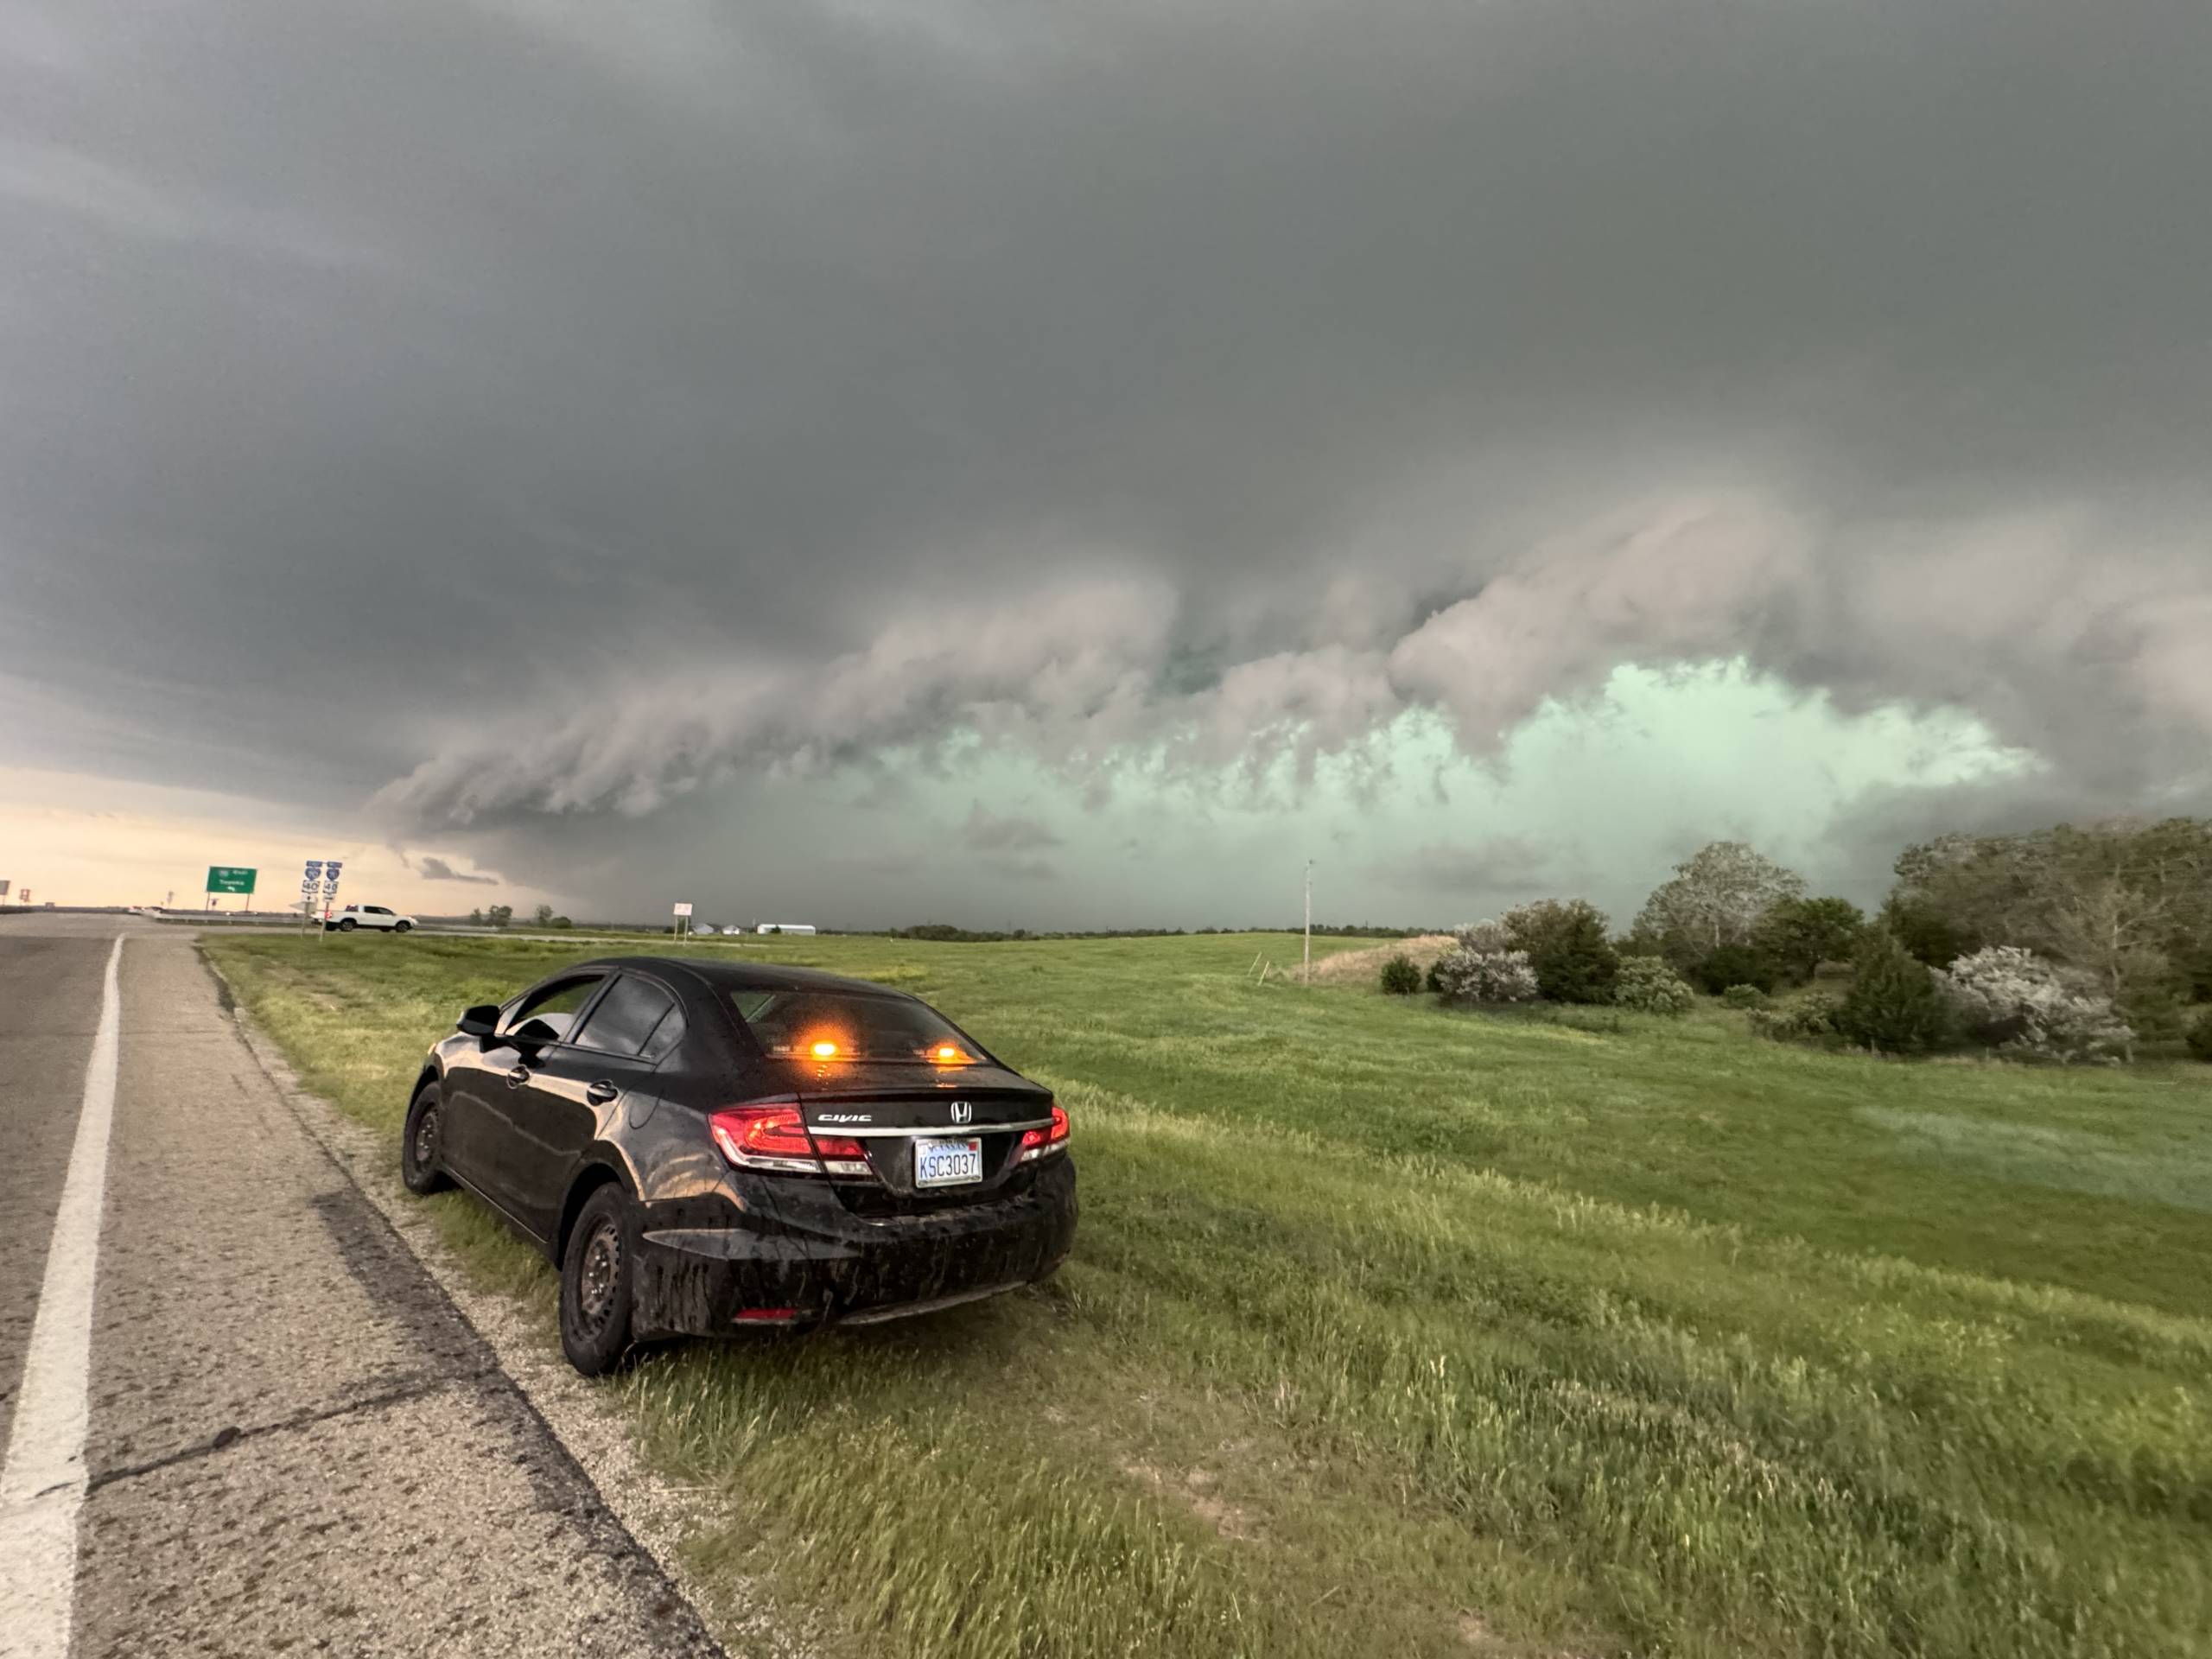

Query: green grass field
[{"left": 201, "top": 931, "right": 2212, "bottom": 1659}]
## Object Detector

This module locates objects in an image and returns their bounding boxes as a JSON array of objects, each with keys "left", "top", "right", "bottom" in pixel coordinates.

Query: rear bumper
[{"left": 627, "top": 1157, "right": 1077, "bottom": 1338}]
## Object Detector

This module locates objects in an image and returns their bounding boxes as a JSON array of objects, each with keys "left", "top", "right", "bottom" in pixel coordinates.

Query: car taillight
[
  {"left": 1015, "top": 1102, "right": 1069, "bottom": 1165},
  {"left": 813, "top": 1132, "right": 873, "bottom": 1179},
  {"left": 709, "top": 1103, "right": 874, "bottom": 1179}
]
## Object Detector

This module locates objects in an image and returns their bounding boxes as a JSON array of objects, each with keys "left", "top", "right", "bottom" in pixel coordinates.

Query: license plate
[{"left": 913, "top": 1135, "right": 983, "bottom": 1188}]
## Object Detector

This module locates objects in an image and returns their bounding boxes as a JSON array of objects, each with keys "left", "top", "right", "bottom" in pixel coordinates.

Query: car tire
[
  {"left": 393, "top": 920, "right": 412, "bottom": 933},
  {"left": 337, "top": 917, "right": 357, "bottom": 931},
  {"left": 560, "top": 1185, "right": 638, "bottom": 1377},
  {"left": 401, "top": 1081, "right": 453, "bottom": 1194}
]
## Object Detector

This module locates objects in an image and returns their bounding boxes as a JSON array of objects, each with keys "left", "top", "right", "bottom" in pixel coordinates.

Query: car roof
[{"left": 569, "top": 955, "right": 917, "bottom": 1001}]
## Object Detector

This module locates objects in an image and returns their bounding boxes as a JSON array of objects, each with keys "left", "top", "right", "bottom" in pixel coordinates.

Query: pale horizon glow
[{"left": 0, "top": 766, "right": 547, "bottom": 913}]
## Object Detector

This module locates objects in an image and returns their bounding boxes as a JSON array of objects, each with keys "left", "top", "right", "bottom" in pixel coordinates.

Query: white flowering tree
[
  {"left": 1937, "top": 946, "right": 2135, "bottom": 1063},
  {"left": 1433, "top": 944, "right": 1540, "bottom": 1004},
  {"left": 1452, "top": 918, "right": 1514, "bottom": 954},
  {"left": 1631, "top": 842, "right": 1807, "bottom": 963}
]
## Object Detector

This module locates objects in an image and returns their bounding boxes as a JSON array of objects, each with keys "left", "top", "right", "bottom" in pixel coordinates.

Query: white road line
[{"left": 0, "top": 935, "right": 124, "bottom": 1659}]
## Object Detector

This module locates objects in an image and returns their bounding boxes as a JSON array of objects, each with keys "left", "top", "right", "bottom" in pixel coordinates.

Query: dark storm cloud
[
  {"left": 1383, "top": 837, "right": 1567, "bottom": 899},
  {"left": 415, "top": 855, "right": 498, "bottom": 886},
  {"left": 961, "top": 804, "right": 1068, "bottom": 887},
  {"left": 3, "top": 0, "right": 2209, "bottom": 901},
  {"left": 962, "top": 804, "right": 1064, "bottom": 855},
  {"left": 980, "top": 856, "right": 1059, "bottom": 883}
]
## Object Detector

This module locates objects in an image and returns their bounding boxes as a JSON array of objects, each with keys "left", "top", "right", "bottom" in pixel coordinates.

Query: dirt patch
[
  {"left": 1458, "top": 1611, "right": 1499, "bottom": 1648},
  {"left": 1120, "top": 1460, "right": 1255, "bottom": 1541},
  {"left": 1457, "top": 1610, "right": 1597, "bottom": 1657},
  {"left": 1300, "top": 935, "right": 1458, "bottom": 987}
]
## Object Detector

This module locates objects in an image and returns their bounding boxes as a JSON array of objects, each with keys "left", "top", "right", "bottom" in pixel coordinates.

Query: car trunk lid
[{"left": 784, "top": 1062, "right": 1052, "bottom": 1214}]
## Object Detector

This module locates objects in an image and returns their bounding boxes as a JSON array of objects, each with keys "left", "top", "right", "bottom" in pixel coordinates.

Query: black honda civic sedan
[{"left": 400, "top": 957, "right": 1076, "bottom": 1374}]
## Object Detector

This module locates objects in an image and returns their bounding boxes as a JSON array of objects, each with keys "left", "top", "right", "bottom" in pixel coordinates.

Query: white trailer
[{"left": 753, "top": 923, "right": 818, "bottom": 935}]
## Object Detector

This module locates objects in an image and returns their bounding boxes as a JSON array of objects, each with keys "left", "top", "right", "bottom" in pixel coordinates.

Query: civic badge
[{"left": 950, "top": 1101, "right": 973, "bottom": 1126}]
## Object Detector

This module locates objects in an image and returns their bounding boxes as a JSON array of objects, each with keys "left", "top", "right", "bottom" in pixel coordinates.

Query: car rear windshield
[{"left": 728, "top": 989, "right": 977, "bottom": 1064}]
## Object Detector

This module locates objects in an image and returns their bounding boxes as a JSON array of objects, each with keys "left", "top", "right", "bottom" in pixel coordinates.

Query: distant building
[{"left": 754, "top": 923, "right": 817, "bottom": 935}]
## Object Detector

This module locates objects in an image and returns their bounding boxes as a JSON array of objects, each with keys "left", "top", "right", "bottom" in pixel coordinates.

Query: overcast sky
[{"left": 3, "top": 0, "right": 2208, "bottom": 925}]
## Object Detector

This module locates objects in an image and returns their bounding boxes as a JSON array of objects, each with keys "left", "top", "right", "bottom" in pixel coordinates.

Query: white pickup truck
[{"left": 322, "top": 904, "right": 417, "bottom": 933}]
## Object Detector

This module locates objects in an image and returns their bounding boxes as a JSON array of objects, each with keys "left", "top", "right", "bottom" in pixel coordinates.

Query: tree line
[{"left": 1404, "top": 817, "right": 2212, "bottom": 1061}]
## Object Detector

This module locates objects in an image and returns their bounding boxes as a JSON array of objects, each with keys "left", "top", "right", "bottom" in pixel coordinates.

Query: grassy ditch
[{"left": 204, "top": 931, "right": 2212, "bottom": 1659}]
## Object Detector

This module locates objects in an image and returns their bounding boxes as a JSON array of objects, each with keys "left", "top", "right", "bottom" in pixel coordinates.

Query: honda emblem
[{"left": 950, "top": 1101, "right": 973, "bottom": 1126}]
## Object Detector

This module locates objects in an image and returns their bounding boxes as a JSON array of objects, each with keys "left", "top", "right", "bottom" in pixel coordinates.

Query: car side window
[
  {"left": 569, "top": 976, "right": 677, "bottom": 1057},
  {"left": 639, "top": 1005, "right": 686, "bottom": 1065},
  {"left": 504, "top": 976, "right": 602, "bottom": 1043}
]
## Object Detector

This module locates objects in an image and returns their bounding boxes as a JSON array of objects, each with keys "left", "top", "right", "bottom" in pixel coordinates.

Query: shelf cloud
[{"left": 4, "top": 0, "right": 2207, "bottom": 918}]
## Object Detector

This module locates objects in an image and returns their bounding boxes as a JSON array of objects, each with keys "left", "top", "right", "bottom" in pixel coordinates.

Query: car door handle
[
  {"left": 505, "top": 1065, "right": 531, "bottom": 1090},
  {"left": 585, "top": 1080, "right": 620, "bottom": 1106}
]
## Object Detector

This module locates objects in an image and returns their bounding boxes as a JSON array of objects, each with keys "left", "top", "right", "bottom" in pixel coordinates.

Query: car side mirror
[{"left": 457, "top": 1004, "right": 500, "bottom": 1039}]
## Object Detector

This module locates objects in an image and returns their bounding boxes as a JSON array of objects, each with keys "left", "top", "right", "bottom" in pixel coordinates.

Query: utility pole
[{"left": 1303, "top": 859, "right": 1313, "bottom": 982}]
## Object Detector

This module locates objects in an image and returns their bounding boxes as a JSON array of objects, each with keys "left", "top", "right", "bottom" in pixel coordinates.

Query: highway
[{"left": 0, "top": 914, "right": 727, "bottom": 1658}]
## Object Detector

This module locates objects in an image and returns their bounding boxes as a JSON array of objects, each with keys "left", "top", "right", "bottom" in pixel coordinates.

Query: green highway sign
[{"left": 206, "top": 866, "right": 257, "bottom": 895}]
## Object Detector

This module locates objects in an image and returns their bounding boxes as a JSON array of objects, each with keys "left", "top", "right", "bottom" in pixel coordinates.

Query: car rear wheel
[
  {"left": 560, "top": 1185, "right": 637, "bottom": 1376},
  {"left": 337, "top": 917, "right": 357, "bottom": 931},
  {"left": 401, "top": 1082, "right": 451, "bottom": 1195}
]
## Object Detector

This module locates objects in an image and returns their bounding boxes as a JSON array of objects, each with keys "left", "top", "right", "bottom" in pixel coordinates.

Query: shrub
[
  {"left": 2115, "top": 982, "right": 2190, "bottom": 1045},
  {"left": 1879, "top": 895, "right": 1980, "bottom": 969},
  {"left": 2177, "top": 940, "right": 2212, "bottom": 1005},
  {"left": 1720, "top": 983, "right": 1768, "bottom": 1010},
  {"left": 1937, "top": 946, "right": 2135, "bottom": 1064},
  {"left": 2188, "top": 1008, "right": 2212, "bottom": 1063},
  {"left": 1692, "top": 944, "right": 1778, "bottom": 995},
  {"left": 1836, "top": 934, "right": 1955, "bottom": 1054},
  {"left": 1423, "top": 960, "right": 1445, "bottom": 995},
  {"left": 1432, "top": 946, "right": 1540, "bottom": 1005},
  {"left": 1502, "top": 899, "right": 1620, "bottom": 1005},
  {"left": 1612, "top": 957, "right": 1695, "bottom": 1015},
  {"left": 1379, "top": 954, "right": 1422, "bottom": 995},
  {"left": 1754, "top": 896, "right": 1866, "bottom": 983},
  {"left": 1751, "top": 993, "right": 1843, "bottom": 1042}
]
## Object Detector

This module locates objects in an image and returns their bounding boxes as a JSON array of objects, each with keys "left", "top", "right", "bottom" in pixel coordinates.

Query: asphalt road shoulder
[
  {"left": 0, "top": 917, "right": 800, "bottom": 1658},
  {"left": 208, "top": 942, "right": 810, "bottom": 1659}
]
